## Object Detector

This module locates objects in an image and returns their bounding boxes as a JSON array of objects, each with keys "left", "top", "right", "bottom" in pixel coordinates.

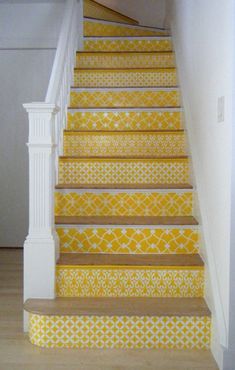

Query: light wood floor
[{"left": 0, "top": 249, "right": 219, "bottom": 370}]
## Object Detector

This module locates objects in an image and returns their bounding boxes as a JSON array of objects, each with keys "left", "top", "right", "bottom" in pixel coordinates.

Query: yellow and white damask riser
[
  {"left": 73, "top": 68, "right": 178, "bottom": 88},
  {"left": 69, "top": 87, "right": 180, "bottom": 108},
  {"left": 55, "top": 189, "right": 194, "bottom": 217},
  {"left": 76, "top": 51, "right": 175, "bottom": 69},
  {"left": 67, "top": 108, "right": 183, "bottom": 131},
  {"left": 63, "top": 131, "right": 187, "bottom": 157},
  {"left": 25, "top": 297, "right": 211, "bottom": 349},
  {"left": 84, "top": 18, "right": 170, "bottom": 37},
  {"left": 56, "top": 254, "right": 204, "bottom": 298},
  {"left": 56, "top": 224, "right": 200, "bottom": 254},
  {"left": 84, "top": 36, "right": 173, "bottom": 52}
]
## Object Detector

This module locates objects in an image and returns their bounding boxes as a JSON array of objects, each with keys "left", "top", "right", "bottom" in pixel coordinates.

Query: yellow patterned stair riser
[
  {"left": 55, "top": 191, "right": 193, "bottom": 217},
  {"left": 57, "top": 227, "right": 199, "bottom": 254},
  {"left": 29, "top": 314, "right": 211, "bottom": 349},
  {"left": 67, "top": 111, "right": 182, "bottom": 131},
  {"left": 73, "top": 69, "right": 177, "bottom": 88},
  {"left": 84, "top": 21, "right": 170, "bottom": 37},
  {"left": 84, "top": 39, "right": 173, "bottom": 52},
  {"left": 70, "top": 90, "right": 180, "bottom": 108},
  {"left": 56, "top": 266, "right": 204, "bottom": 297},
  {"left": 63, "top": 132, "right": 186, "bottom": 157},
  {"left": 76, "top": 52, "right": 175, "bottom": 69},
  {"left": 59, "top": 158, "right": 190, "bottom": 185}
]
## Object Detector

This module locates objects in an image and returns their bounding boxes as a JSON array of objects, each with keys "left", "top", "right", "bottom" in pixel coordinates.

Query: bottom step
[{"left": 25, "top": 297, "right": 211, "bottom": 349}]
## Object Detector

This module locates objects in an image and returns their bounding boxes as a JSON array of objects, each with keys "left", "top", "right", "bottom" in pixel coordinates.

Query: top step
[
  {"left": 84, "top": 0, "right": 139, "bottom": 25},
  {"left": 84, "top": 18, "right": 170, "bottom": 37}
]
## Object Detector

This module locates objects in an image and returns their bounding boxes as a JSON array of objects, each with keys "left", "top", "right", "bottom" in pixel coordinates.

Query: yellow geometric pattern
[
  {"left": 84, "top": 39, "right": 173, "bottom": 52},
  {"left": 29, "top": 313, "right": 211, "bottom": 349},
  {"left": 63, "top": 131, "right": 186, "bottom": 157},
  {"left": 57, "top": 227, "right": 199, "bottom": 254},
  {"left": 56, "top": 265, "right": 204, "bottom": 297},
  {"left": 67, "top": 111, "right": 182, "bottom": 131},
  {"left": 70, "top": 90, "right": 180, "bottom": 108},
  {"left": 84, "top": 21, "right": 169, "bottom": 37},
  {"left": 76, "top": 52, "right": 175, "bottom": 69},
  {"left": 58, "top": 158, "right": 190, "bottom": 185},
  {"left": 55, "top": 191, "right": 193, "bottom": 217},
  {"left": 73, "top": 69, "right": 177, "bottom": 88}
]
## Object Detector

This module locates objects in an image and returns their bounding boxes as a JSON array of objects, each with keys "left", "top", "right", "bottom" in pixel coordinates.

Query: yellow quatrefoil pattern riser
[
  {"left": 67, "top": 111, "right": 182, "bottom": 131},
  {"left": 76, "top": 52, "right": 175, "bottom": 69},
  {"left": 58, "top": 159, "right": 190, "bottom": 185},
  {"left": 56, "top": 267, "right": 204, "bottom": 297},
  {"left": 70, "top": 90, "right": 180, "bottom": 108},
  {"left": 57, "top": 227, "right": 199, "bottom": 254},
  {"left": 73, "top": 69, "right": 177, "bottom": 88},
  {"left": 84, "top": 21, "right": 169, "bottom": 37},
  {"left": 84, "top": 39, "right": 173, "bottom": 52},
  {"left": 29, "top": 314, "right": 211, "bottom": 349},
  {"left": 55, "top": 192, "right": 193, "bottom": 217}
]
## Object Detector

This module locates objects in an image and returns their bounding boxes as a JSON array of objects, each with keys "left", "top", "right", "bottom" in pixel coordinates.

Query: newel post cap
[{"left": 23, "top": 102, "right": 60, "bottom": 114}]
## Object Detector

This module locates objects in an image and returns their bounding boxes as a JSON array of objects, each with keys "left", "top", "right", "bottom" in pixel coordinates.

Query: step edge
[{"left": 83, "top": 17, "right": 167, "bottom": 32}]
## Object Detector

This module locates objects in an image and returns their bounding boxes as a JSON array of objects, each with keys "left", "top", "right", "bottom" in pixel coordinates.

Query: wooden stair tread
[
  {"left": 55, "top": 183, "right": 193, "bottom": 190},
  {"left": 55, "top": 215, "right": 198, "bottom": 225},
  {"left": 77, "top": 51, "right": 173, "bottom": 54},
  {"left": 83, "top": 17, "right": 167, "bottom": 31},
  {"left": 68, "top": 106, "right": 182, "bottom": 110},
  {"left": 57, "top": 253, "right": 203, "bottom": 267},
  {"left": 60, "top": 155, "right": 188, "bottom": 160},
  {"left": 64, "top": 129, "right": 185, "bottom": 133},
  {"left": 24, "top": 297, "right": 210, "bottom": 317},
  {"left": 74, "top": 67, "right": 176, "bottom": 71}
]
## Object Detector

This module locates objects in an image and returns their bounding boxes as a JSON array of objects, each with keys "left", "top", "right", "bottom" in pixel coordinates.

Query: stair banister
[{"left": 23, "top": 0, "right": 83, "bottom": 330}]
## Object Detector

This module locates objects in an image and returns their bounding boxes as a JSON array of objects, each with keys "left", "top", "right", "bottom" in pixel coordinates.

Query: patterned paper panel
[
  {"left": 84, "top": 38, "right": 173, "bottom": 52},
  {"left": 56, "top": 266, "right": 204, "bottom": 297},
  {"left": 58, "top": 158, "right": 190, "bottom": 185},
  {"left": 76, "top": 52, "right": 175, "bottom": 69},
  {"left": 55, "top": 191, "right": 193, "bottom": 217},
  {"left": 84, "top": 21, "right": 169, "bottom": 37},
  {"left": 73, "top": 69, "right": 177, "bottom": 88},
  {"left": 67, "top": 111, "right": 182, "bottom": 131},
  {"left": 57, "top": 227, "right": 199, "bottom": 254},
  {"left": 70, "top": 90, "right": 180, "bottom": 108},
  {"left": 29, "top": 313, "right": 211, "bottom": 349},
  {"left": 63, "top": 132, "right": 186, "bottom": 157}
]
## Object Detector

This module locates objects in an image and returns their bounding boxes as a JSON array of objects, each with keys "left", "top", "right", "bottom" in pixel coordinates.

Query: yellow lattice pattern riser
[
  {"left": 84, "top": 39, "right": 173, "bottom": 52},
  {"left": 73, "top": 69, "right": 177, "bottom": 88},
  {"left": 29, "top": 313, "right": 211, "bottom": 349},
  {"left": 67, "top": 111, "right": 182, "bottom": 131},
  {"left": 56, "top": 266, "right": 204, "bottom": 297},
  {"left": 63, "top": 132, "right": 186, "bottom": 157},
  {"left": 55, "top": 192, "right": 193, "bottom": 217},
  {"left": 84, "top": 21, "right": 169, "bottom": 37},
  {"left": 57, "top": 227, "right": 199, "bottom": 254},
  {"left": 58, "top": 158, "right": 190, "bottom": 185},
  {"left": 70, "top": 90, "right": 180, "bottom": 108},
  {"left": 76, "top": 52, "right": 175, "bottom": 69}
]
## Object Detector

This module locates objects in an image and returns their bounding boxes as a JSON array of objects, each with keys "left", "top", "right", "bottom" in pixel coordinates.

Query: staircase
[{"left": 24, "top": 2, "right": 211, "bottom": 350}]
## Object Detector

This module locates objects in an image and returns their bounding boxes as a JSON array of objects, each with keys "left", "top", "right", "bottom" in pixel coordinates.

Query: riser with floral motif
[
  {"left": 73, "top": 68, "right": 177, "bottom": 88},
  {"left": 76, "top": 52, "right": 175, "bottom": 69},
  {"left": 70, "top": 88, "right": 180, "bottom": 108},
  {"left": 67, "top": 109, "right": 183, "bottom": 131},
  {"left": 84, "top": 20, "right": 170, "bottom": 37},
  {"left": 58, "top": 158, "right": 190, "bottom": 185},
  {"left": 28, "top": 313, "right": 211, "bottom": 349},
  {"left": 56, "top": 265, "right": 204, "bottom": 298},
  {"left": 56, "top": 226, "right": 199, "bottom": 254},
  {"left": 55, "top": 190, "right": 193, "bottom": 217},
  {"left": 63, "top": 131, "right": 186, "bottom": 157},
  {"left": 84, "top": 38, "right": 173, "bottom": 52}
]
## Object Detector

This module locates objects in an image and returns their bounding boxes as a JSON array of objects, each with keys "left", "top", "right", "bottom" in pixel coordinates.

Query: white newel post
[{"left": 23, "top": 103, "right": 60, "bottom": 327}]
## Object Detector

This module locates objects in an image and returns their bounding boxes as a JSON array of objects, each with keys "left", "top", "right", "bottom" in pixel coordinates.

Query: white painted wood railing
[{"left": 23, "top": 0, "right": 83, "bottom": 327}]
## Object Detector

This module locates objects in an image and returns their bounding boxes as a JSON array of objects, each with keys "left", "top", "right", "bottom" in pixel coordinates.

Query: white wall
[
  {"left": 166, "top": 0, "right": 235, "bottom": 368},
  {"left": 0, "top": 1, "right": 64, "bottom": 247},
  {"left": 96, "top": 0, "right": 166, "bottom": 28}
]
